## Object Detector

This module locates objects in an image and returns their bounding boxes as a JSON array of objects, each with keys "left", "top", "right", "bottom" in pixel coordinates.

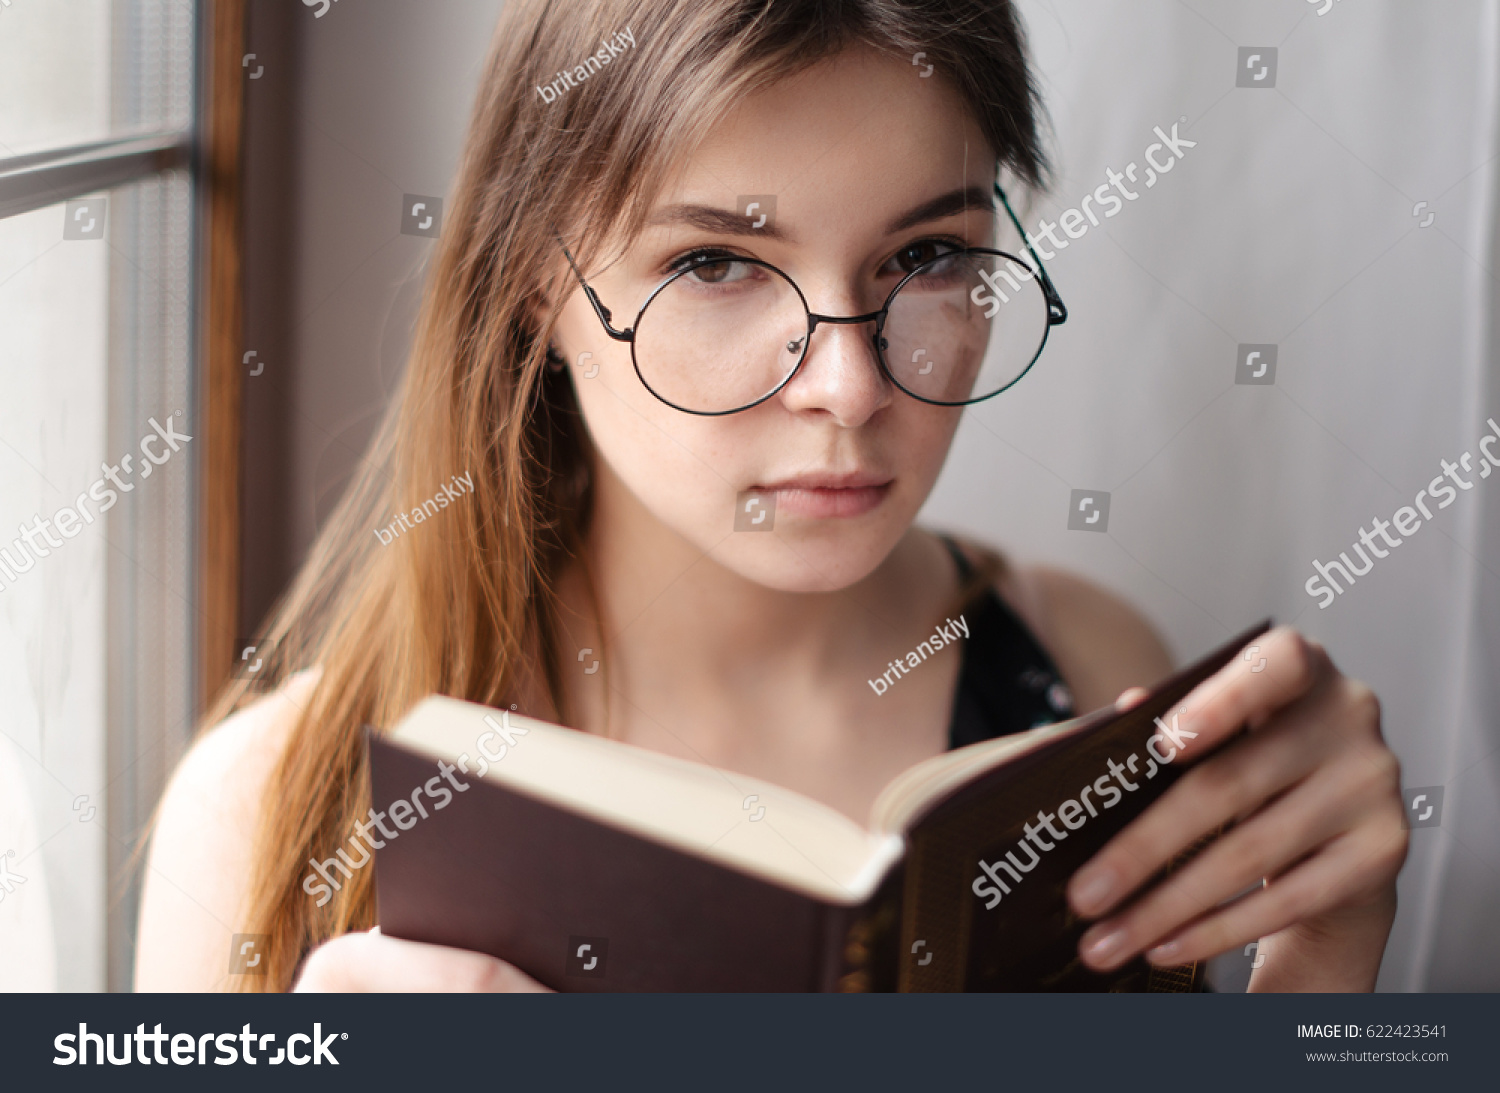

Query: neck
[{"left": 552, "top": 459, "right": 947, "bottom": 737}]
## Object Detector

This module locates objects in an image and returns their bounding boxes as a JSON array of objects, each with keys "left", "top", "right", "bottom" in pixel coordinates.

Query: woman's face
[{"left": 551, "top": 44, "right": 1000, "bottom": 592}]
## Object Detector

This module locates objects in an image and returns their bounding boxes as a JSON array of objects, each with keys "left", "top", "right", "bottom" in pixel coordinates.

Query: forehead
[{"left": 653, "top": 44, "right": 996, "bottom": 234}]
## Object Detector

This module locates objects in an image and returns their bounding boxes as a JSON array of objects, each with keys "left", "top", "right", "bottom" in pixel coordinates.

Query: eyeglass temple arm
[
  {"left": 555, "top": 234, "right": 634, "bottom": 341},
  {"left": 993, "top": 183, "right": 1067, "bottom": 325}
]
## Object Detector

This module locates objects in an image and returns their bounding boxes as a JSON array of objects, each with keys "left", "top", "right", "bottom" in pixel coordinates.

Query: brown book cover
[{"left": 366, "top": 620, "right": 1270, "bottom": 991}]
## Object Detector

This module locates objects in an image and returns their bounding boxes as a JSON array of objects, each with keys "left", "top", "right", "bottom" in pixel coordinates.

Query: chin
[{"left": 709, "top": 518, "right": 906, "bottom": 593}]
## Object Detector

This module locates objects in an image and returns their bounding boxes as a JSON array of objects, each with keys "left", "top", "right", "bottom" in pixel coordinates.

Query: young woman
[{"left": 135, "top": 0, "right": 1407, "bottom": 993}]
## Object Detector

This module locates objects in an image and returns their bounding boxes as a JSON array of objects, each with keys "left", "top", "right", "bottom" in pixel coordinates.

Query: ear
[
  {"left": 524, "top": 282, "right": 555, "bottom": 340},
  {"left": 525, "top": 245, "right": 581, "bottom": 349}
]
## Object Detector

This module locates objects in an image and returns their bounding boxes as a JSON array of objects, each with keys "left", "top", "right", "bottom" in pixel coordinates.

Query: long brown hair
[{"left": 215, "top": 0, "right": 1048, "bottom": 991}]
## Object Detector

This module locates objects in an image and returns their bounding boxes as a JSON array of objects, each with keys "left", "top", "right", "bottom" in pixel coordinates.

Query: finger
[
  {"left": 1142, "top": 816, "right": 1408, "bottom": 968},
  {"left": 1159, "top": 627, "right": 1328, "bottom": 763},
  {"left": 1114, "top": 687, "right": 1149, "bottom": 712},
  {"left": 366, "top": 934, "right": 552, "bottom": 992},
  {"left": 1078, "top": 734, "right": 1404, "bottom": 970},
  {"left": 1076, "top": 752, "right": 1366, "bottom": 970},
  {"left": 1069, "top": 699, "right": 1330, "bottom": 918},
  {"left": 297, "top": 931, "right": 551, "bottom": 993}
]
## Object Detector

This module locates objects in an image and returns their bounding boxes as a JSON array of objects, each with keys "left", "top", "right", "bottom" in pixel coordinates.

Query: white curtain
[
  {"left": 0, "top": 733, "right": 57, "bottom": 991},
  {"left": 213, "top": 0, "right": 1499, "bottom": 992},
  {"left": 926, "top": 0, "right": 1500, "bottom": 990}
]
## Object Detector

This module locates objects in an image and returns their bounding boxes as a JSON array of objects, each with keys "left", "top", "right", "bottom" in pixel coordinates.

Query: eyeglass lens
[{"left": 630, "top": 250, "right": 1050, "bottom": 413}]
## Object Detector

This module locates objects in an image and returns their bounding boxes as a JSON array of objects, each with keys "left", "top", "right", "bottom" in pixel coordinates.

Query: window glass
[
  {"left": 0, "top": 0, "right": 193, "bottom": 158},
  {"left": 0, "top": 0, "right": 195, "bottom": 992}
]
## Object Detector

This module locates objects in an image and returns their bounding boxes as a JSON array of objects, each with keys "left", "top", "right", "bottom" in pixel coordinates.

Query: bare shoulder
[
  {"left": 943, "top": 535, "right": 1172, "bottom": 713},
  {"left": 1015, "top": 565, "right": 1173, "bottom": 708},
  {"left": 134, "top": 669, "right": 320, "bottom": 991}
]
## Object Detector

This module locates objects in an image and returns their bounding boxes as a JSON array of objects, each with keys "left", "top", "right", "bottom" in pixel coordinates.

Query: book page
[
  {"left": 390, "top": 697, "right": 905, "bottom": 905},
  {"left": 866, "top": 714, "right": 1096, "bottom": 835}
]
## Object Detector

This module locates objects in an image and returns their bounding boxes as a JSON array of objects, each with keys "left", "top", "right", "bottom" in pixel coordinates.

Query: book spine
[
  {"left": 1142, "top": 825, "right": 1224, "bottom": 992},
  {"left": 815, "top": 868, "right": 905, "bottom": 992},
  {"left": 814, "top": 904, "right": 862, "bottom": 992}
]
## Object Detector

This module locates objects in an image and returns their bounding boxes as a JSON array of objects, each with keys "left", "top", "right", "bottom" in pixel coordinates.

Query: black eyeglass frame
[{"left": 554, "top": 182, "right": 1067, "bottom": 416}]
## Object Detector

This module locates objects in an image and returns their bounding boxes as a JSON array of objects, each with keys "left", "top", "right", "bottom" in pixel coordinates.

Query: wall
[{"left": 238, "top": 0, "right": 1500, "bottom": 991}]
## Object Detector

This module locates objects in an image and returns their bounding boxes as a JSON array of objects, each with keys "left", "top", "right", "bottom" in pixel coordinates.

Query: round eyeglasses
[{"left": 556, "top": 183, "right": 1066, "bottom": 416}]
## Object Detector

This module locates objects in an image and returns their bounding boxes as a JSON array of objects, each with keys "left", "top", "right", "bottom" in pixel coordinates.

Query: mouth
[{"left": 748, "top": 472, "right": 894, "bottom": 519}]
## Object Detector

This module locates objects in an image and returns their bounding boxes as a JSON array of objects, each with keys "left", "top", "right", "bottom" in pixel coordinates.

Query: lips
[{"left": 749, "top": 471, "right": 894, "bottom": 519}]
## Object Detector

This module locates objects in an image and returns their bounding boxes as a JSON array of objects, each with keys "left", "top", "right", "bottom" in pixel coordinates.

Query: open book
[{"left": 366, "top": 621, "right": 1269, "bottom": 991}]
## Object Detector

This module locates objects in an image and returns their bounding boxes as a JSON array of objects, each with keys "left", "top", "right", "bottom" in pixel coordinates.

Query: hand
[
  {"left": 1067, "top": 626, "right": 1408, "bottom": 991},
  {"left": 293, "top": 927, "right": 553, "bottom": 992}
]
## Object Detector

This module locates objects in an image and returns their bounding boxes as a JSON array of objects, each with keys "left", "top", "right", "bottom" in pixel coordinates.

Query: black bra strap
[
  {"left": 934, "top": 533, "right": 1080, "bottom": 749},
  {"left": 937, "top": 533, "right": 975, "bottom": 582}
]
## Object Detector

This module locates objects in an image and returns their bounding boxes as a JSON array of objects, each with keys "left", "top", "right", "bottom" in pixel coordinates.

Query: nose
[{"left": 777, "top": 310, "right": 893, "bottom": 426}]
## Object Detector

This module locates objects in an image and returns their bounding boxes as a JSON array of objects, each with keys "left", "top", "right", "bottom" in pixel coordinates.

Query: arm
[
  {"left": 135, "top": 671, "right": 319, "bottom": 991},
  {"left": 134, "top": 669, "right": 549, "bottom": 993}
]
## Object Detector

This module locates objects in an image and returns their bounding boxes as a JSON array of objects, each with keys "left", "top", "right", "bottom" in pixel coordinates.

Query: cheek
[
  {"left": 555, "top": 302, "right": 738, "bottom": 535},
  {"left": 897, "top": 407, "right": 963, "bottom": 481},
  {"left": 572, "top": 353, "right": 751, "bottom": 527}
]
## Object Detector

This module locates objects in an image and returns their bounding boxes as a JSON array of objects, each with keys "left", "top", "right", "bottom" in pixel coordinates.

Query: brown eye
[
  {"left": 894, "top": 240, "right": 953, "bottom": 274},
  {"left": 690, "top": 259, "right": 735, "bottom": 284},
  {"left": 673, "top": 254, "right": 756, "bottom": 287}
]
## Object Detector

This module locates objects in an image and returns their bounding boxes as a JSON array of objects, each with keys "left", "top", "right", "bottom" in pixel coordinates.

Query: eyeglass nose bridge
[{"left": 784, "top": 307, "right": 888, "bottom": 358}]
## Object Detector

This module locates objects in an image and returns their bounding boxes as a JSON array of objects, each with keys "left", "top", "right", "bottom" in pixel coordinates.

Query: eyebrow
[
  {"left": 644, "top": 185, "right": 995, "bottom": 242},
  {"left": 883, "top": 186, "right": 995, "bottom": 234}
]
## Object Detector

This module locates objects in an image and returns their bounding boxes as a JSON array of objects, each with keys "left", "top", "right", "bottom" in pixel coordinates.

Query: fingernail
[
  {"left": 1083, "top": 928, "right": 1126, "bottom": 965},
  {"left": 1073, "top": 868, "right": 1117, "bottom": 912},
  {"left": 1147, "top": 939, "right": 1180, "bottom": 962}
]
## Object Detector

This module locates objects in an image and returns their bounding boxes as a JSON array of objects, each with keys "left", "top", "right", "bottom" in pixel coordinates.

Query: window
[{"left": 0, "top": 0, "right": 201, "bottom": 992}]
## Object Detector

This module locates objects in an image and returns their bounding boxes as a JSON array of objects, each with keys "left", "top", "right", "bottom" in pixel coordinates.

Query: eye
[
  {"left": 667, "top": 247, "right": 757, "bottom": 285},
  {"left": 884, "top": 238, "right": 965, "bottom": 277}
]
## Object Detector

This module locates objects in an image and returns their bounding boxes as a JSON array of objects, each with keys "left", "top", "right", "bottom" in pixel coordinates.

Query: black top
[{"left": 940, "top": 536, "right": 1076, "bottom": 750}]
